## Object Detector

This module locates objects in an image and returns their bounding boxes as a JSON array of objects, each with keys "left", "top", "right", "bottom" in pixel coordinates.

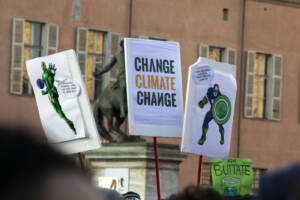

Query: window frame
[
  {"left": 208, "top": 45, "right": 226, "bottom": 62},
  {"left": 75, "top": 27, "right": 120, "bottom": 101},
  {"left": 252, "top": 168, "right": 267, "bottom": 193},
  {"left": 198, "top": 44, "right": 237, "bottom": 65},
  {"left": 251, "top": 52, "right": 270, "bottom": 119},
  {"left": 10, "top": 18, "right": 59, "bottom": 96},
  {"left": 87, "top": 29, "right": 106, "bottom": 100},
  {"left": 23, "top": 20, "right": 45, "bottom": 95},
  {"left": 244, "top": 51, "right": 283, "bottom": 121}
]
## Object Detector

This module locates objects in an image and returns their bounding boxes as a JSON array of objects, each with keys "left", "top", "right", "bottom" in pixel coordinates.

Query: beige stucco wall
[{"left": 1, "top": 0, "right": 300, "bottom": 191}]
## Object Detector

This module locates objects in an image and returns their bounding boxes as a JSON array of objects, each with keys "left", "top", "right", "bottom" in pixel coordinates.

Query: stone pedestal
[{"left": 84, "top": 142, "right": 187, "bottom": 200}]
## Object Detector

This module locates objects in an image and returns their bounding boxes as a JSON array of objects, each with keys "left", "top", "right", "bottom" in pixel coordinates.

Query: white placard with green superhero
[
  {"left": 26, "top": 50, "right": 101, "bottom": 154},
  {"left": 181, "top": 58, "right": 236, "bottom": 159}
]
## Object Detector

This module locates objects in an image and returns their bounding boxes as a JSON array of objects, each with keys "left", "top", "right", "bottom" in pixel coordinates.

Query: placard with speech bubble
[
  {"left": 26, "top": 50, "right": 101, "bottom": 154},
  {"left": 181, "top": 58, "right": 236, "bottom": 159}
]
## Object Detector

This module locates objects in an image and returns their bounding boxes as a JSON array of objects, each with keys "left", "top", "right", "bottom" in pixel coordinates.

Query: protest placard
[
  {"left": 211, "top": 158, "right": 253, "bottom": 196},
  {"left": 124, "top": 38, "right": 183, "bottom": 137},
  {"left": 26, "top": 50, "right": 101, "bottom": 154},
  {"left": 98, "top": 168, "right": 129, "bottom": 194},
  {"left": 181, "top": 58, "right": 236, "bottom": 159}
]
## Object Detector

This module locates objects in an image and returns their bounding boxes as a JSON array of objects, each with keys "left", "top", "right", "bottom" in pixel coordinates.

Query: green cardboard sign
[{"left": 211, "top": 158, "right": 253, "bottom": 196}]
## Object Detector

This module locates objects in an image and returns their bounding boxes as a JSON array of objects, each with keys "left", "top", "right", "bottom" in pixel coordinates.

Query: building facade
[{"left": 1, "top": 0, "right": 300, "bottom": 192}]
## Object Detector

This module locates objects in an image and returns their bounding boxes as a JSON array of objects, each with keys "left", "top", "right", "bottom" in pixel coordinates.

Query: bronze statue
[
  {"left": 93, "top": 38, "right": 141, "bottom": 142},
  {"left": 94, "top": 39, "right": 126, "bottom": 119}
]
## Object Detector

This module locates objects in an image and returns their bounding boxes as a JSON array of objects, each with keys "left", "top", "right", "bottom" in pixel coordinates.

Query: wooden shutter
[
  {"left": 106, "top": 32, "right": 120, "bottom": 84},
  {"left": 198, "top": 44, "right": 209, "bottom": 58},
  {"left": 76, "top": 27, "right": 88, "bottom": 76},
  {"left": 44, "top": 23, "right": 59, "bottom": 55},
  {"left": 10, "top": 18, "right": 25, "bottom": 95},
  {"left": 226, "top": 48, "right": 237, "bottom": 65},
  {"left": 244, "top": 51, "right": 256, "bottom": 118},
  {"left": 266, "top": 55, "right": 282, "bottom": 121}
]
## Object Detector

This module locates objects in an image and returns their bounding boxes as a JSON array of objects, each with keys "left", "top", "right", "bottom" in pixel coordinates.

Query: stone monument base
[{"left": 83, "top": 142, "right": 186, "bottom": 200}]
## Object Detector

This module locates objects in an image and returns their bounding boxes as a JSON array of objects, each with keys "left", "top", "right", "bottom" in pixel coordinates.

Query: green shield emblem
[{"left": 212, "top": 95, "right": 231, "bottom": 125}]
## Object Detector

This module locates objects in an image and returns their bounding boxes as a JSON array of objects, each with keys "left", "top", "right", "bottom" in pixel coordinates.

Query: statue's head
[{"left": 120, "top": 37, "right": 125, "bottom": 47}]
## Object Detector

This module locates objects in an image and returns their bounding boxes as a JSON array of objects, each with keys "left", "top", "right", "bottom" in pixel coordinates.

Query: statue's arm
[{"left": 93, "top": 56, "right": 117, "bottom": 77}]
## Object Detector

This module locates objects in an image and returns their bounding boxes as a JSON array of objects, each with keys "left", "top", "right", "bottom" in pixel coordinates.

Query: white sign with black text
[{"left": 125, "top": 38, "right": 183, "bottom": 138}]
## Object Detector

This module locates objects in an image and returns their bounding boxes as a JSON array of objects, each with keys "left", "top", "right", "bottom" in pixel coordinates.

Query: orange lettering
[
  {"left": 142, "top": 75, "right": 147, "bottom": 89},
  {"left": 171, "top": 77, "right": 176, "bottom": 91},
  {"left": 136, "top": 74, "right": 142, "bottom": 89},
  {"left": 160, "top": 76, "right": 166, "bottom": 90},
  {"left": 151, "top": 75, "right": 159, "bottom": 89},
  {"left": 165, "top": 76, "right": 171, "bottom": 90}
]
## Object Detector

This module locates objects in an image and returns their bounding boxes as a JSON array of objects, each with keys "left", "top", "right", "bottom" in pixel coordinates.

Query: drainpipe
[
  {"left": 128, "top": 0, "right": 133, "bottom": 37},
  {"left": 125, "top": 0, "right": 133, "bottom": 133},
  {"left": 237, "top": 0, "right": 246, "bottom": 158}
]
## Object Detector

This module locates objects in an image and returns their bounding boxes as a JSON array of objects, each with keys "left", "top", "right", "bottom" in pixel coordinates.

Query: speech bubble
[
  {"left": 192, "top": 65, "right": 214, "bottom": 85},
  {"left": 56, "top": 79, "right": 81, "bottom": 98}
]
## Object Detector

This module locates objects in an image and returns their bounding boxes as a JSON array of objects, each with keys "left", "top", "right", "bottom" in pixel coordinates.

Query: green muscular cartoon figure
[{"left": 39, "top": 62, "right": 77, "bottom": 134}]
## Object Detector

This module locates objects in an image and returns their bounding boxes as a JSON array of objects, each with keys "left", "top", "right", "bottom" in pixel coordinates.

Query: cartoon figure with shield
[{"left": 198, "top": 84, "right": 231, "bottom": 145}]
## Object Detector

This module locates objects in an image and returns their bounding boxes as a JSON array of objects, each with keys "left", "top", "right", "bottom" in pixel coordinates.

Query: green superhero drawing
[
  {"left": 37, "top": 62, "right": 77, "bottom": 135},
  {"left": 198, "top": 84, "right": 231, "bottom": 145}
]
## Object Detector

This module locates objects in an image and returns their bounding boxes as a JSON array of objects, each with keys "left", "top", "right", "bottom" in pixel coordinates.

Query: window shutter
[
  {"left": 198, "top": 44, "right": 209, "bottom": 58},
  {"left": 266, "top": 55, "right": 282, "bottom": 121},
  {"left": 107, "top": 32, "right": 120, "bottom": 84},
  {"left": 44, "top": 23, "right": 59, "bottom": 56},
  {"left": 226, "top": 48, "right": 237, "bottom": 65},
  {"left": 110, "top": 32, "right": 120, "bottom": 56},
  {"left": 244, "top": 51, "right": 256, "bottom": 118},
  {"left": 76, "top": 27, "right": 88, "bottom": 76},
  {"left": 10, "top": 18, "right": 25, "bottom": 95}
]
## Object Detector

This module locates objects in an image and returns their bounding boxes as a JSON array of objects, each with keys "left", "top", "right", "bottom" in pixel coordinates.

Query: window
[
  {"left": 198, "top": 44, "right": 237, "bottom": 65},
  {"left": 252, "top": 53, "right": 268, "bottom": 118},
  {"left": 200, "top": 163, "right": 212, "bottom": 185},
  {"left": 23, "top": 21, "right": 43, "bottom": 95},
  {"left": 86, "top": 30, "right": 104, "bottom": 99},
  {"left": 209, "top": 46, "right": 226, "bottom": 62},
  {"left": 222, "top": 8, "right": 229, "bottom": 21},
  {"left": 10, "top": 18, "right": 59, "bottom": 95},
  {"left": 252, "top": 168, "right": 267, "bottom": 193},
  {"left": 76, "top": 27, "right": 120, "bottom": 100},
  {"left": 244, "top": 51, "right": 282, "bottom": 120}
]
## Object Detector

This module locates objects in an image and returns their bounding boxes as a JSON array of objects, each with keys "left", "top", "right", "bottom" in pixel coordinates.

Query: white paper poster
[
  {"left": 181, "top": 58, "right": 237, "bottom": 159},
  {"left": 26, "top": 50, "right": 101, "bottom": 154},
  {"left": 124, "top": 38, "right": 183, "bottom": 137},
  {"left": 98, "top": 168, "right": 129, "bottom": 194}
]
